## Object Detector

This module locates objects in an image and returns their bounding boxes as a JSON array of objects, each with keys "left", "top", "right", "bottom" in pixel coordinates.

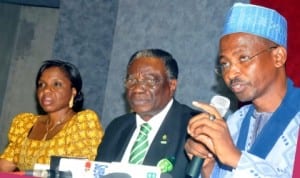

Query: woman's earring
[{"left": 69, "top": 96, "right": 74, "bottom": 108}]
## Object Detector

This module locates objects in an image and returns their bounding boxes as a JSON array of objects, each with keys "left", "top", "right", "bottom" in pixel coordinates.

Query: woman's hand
[{"left": 0, "top": 158, "right": 17, "bottom": 172}]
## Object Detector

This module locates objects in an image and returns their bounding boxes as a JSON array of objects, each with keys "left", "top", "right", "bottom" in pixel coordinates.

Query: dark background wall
[
  {"left": 0, "top": 0, "right": 249, "bottom": 152},
  {"left": 0, "top": 0, "right": 59, "bottom": 8},
  {"left": 100, "top": 0, "right": 243, "bottom": 127},
  {"left": 0, "top": 3, "right": 59, "bottom": 152},
  {"left": 52, "top": 0, "right": 118, "bottom": 126},
  {"left": 0, "top": 4, "right": 19, "bottom": 115}
]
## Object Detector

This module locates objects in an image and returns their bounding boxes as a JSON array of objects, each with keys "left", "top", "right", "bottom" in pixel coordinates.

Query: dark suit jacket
[{"left": 95, "top": 100, "right": 199, "bottom": 178}]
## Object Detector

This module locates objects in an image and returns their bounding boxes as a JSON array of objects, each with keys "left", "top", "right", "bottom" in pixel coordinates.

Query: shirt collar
[{"left": 136, "top": 99, "right": 174, "bottom": 128}]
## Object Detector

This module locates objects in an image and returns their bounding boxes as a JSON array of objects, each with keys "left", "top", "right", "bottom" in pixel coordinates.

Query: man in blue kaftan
[{"left": 185, "top": 2, "right": 300, "bottom": 178}]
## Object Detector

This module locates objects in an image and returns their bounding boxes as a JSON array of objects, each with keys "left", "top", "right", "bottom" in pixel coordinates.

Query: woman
[{"left": 0, "top": 60, "right": 104, "bottom": 171}]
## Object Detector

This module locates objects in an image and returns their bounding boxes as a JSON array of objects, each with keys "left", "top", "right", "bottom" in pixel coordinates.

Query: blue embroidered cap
[{"left": 222, "top": 3, "right": 287, "bottom": 48}]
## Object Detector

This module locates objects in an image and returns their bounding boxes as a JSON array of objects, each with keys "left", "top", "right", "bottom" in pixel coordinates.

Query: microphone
[
  {"left": 101, "top": 172, "right": 132, "bottom": 178},
  {"left": 186, "top": 95, "right": 230, "bottom": 178},
  {"left": 15, "top": 169, "right": 72, "bottom": 178}
]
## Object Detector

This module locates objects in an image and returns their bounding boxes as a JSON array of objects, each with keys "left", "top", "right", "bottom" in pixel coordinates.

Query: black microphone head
[
  {"left": 101, "top": 173, "right": 132, "bottom": 178},
  {"left": 48, "top": 170, "right": 72, "bottom": 178}
]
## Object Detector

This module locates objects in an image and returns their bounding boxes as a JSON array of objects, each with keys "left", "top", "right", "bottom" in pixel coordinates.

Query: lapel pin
[{"left": 160, "top": 134, "right": 168, "bottom": 144}]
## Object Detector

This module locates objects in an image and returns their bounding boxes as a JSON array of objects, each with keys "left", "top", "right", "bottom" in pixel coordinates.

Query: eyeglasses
[
  {"left": 124, "top": 77, "right": 163, "bottom": 89},
  {"left": 215, "top": 46, "right": 278, "bottom": 75}
]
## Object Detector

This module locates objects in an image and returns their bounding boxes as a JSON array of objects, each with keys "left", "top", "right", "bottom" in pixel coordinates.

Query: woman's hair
[{"left": 35, "top": 59, "right": 84, "bottom": 112}]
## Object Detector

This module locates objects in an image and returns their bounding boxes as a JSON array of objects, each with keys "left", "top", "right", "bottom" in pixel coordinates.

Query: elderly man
[{"left": 96, "top": 49, "right": 198, "bottom": 178}]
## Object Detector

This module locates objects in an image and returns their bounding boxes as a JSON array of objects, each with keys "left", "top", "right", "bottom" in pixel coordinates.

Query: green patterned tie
[{"left": 129, "top": 123, "right": 152, "bottom": 164}]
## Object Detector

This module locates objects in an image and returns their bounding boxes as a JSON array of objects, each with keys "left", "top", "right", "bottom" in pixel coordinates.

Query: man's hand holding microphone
[{"left": 185, "top": 96, "right": 241, "bottom": 178}]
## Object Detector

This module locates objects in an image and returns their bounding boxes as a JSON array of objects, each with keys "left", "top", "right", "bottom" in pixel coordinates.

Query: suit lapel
[
  {"left": 144, "top": 122, "right": 170, "bottom": 165},
  {"left": 115, "top": 115, "right": 137, "bottom": 161},
  {"left": 143, "top": 101, "right": 181, "bottom": 165}
]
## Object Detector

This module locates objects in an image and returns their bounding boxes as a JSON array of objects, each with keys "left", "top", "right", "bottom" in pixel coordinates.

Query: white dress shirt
[{"left": 121, "top": 99, "right": 174, "bottom": 163}]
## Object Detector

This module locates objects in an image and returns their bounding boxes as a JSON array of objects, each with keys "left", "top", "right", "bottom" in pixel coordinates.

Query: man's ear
[
  {"left": 272, "top": 46, "right": 287, "bottom": 68},
  {"left": 169, "top": 79, "right": 177, "bottom": 95}
]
